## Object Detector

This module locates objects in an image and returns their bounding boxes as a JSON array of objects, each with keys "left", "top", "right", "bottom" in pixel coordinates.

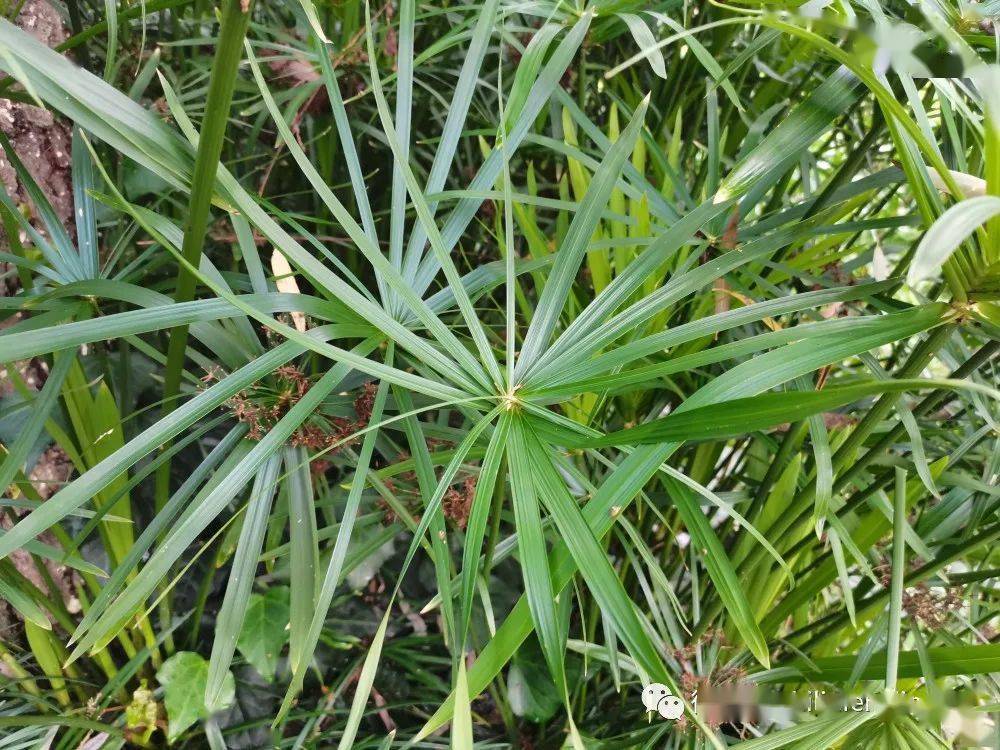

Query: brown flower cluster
[
  {"left": 678, "top": 663, "right": 746, "bottom": 698},
  {"left": 215, "top": 365, "right": 379, "bottom": 457},
  {"left": 669, "top": 627, "right": 729, "bottom": 664},
  {"left": 442, "top": 476, "right": 477, "bottom": 530},
  {"left": 376, "top": 472, "right": 477, "bottom": 529},
  {"left": 675, "top": 660, "right": 750, "bottom": 733},
  {"left": 875, "top": 562, "right": 963, "bottom": 630},
  {"left": 902, "top": 583, "right": 963, "bottom": 630}
]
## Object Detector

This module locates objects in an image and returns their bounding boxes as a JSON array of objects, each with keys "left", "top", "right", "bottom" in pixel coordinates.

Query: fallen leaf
[{"left": 270, "top": 250, "right": 307, "bottom": 332}]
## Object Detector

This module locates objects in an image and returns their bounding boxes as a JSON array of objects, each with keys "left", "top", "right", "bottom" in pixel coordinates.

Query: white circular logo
[{"left": 641, "top": 683, "right": 684, "bottom": 721}]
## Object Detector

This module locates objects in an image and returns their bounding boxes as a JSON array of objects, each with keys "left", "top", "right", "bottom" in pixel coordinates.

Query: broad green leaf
[
  {"left": 157, "top": 652, "right": 234, "bottom": 742},
  {"left": 236, "top": 587, "right": 291, "bottom": 681},
  {"left": 907, "top": 196, "right": 1000, "bottom": 285}
]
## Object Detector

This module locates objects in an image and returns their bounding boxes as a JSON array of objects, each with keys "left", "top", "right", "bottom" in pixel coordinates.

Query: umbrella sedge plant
[{"left": 0, "top": 0, "right": 998, "bottom": 747}]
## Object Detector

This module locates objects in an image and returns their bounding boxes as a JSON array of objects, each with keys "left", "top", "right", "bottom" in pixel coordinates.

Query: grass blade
[{"left": 205, "top": 453, "right": 282, "bottom": 710}]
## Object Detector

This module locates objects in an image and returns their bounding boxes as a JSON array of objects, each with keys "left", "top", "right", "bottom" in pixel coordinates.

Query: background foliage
[{"left": 1, "top": 0, "right": 999, "bottom": 747}]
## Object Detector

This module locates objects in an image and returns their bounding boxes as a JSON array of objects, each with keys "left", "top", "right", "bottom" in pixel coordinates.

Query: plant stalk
[
  {"left": 153, "top": 0, "right": 254, "bottom": 640},
  {"left": 155, "top": 0, "right": 253, "bottom": 508},
  {"left": 885, "top": 466, "right": 907, "bottom": 695}
]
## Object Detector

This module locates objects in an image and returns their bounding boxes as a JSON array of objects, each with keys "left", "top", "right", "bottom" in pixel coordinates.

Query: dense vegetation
[{"left": 1, "top": 0, "right": 999, "bottom": 747}]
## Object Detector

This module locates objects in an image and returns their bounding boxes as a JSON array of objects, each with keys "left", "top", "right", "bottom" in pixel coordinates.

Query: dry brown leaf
[{"left": 270, "top": 250, "right": 307, "bottom": 332}]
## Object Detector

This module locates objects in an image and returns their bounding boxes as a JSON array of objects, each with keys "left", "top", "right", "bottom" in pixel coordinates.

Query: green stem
[
  {"left": 885, "top": 467, "right": 906, "bottom": 694},
  {"left": 62, "top": 0, "right": 90, "bottom": 70},
  {"left": 154, "top": 0, "right": 253, "bottom": 638},
  {"left": 481, "top": 455, "right": 507, "bottom": 577},
  {"left": 155, "top": 0, "right": 253, "bottom": 505},
  {"left": 985, "top": 94, "right": 1000, "bottom": 265}
]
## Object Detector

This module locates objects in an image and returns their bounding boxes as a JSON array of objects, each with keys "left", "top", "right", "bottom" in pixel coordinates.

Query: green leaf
[
  {"left": 886, "top": 467, "right": 907, "bottom": 694},
  {"left": 452, "top": 658, "right": 473, "bottom": 748},
  {"left": 907, "top": 195, "right": 1000, "bottom": 285},
  {"left": 755, "top": 643, "right": 1000, "bottom": 683},
  {"left": 728, "top": 711, "right": 874, "bottom": 749},
  {"left": 206, "top": 454, "right": 282, "bottom": 708},
  {"left": 662, "top": 477, "right": 770, "bottom": 668},
  {"left": 521, "top": 419, "right": 670, "bottom": 681},
  {"left": 514, "top": 95, "right": 649, "bottom": 381},
  {"left": 101, "top": 0, "right": 118, "bottom": 81},
  {"left": 67, "top": 347, "right": 369, "bottom": 663},
  {"left": 0, "top": 130, "right": 83, "bottom": 281},
  {"left": 410, "top": 12, "right": 592, "bottom": 298},
  {"left": 0, "top": 344, "right": 304, "bottom": 565},
  {"left": 243, "top": 41, "right": 490, "bottom": 394},
  {"left": 458, "top": 413, "right": 510, "bottom": 647},
  {"left": 508, "top": 418, "right": 568, "bottom": 696},
  {"left": 0, "top": 293, "right": 353, "bottom": 363},
  {"left": 285, "top": 445, "right": 319, "bottom": 672},
  {"left": 507, "top": 642, "right": 562, "bottom": 723},
  {"left": 335, "top": 609, "right": 390, "bottom": 750},
  {"left": 157, "top": 652, "right": 234, "bottom": 742},
  {"left": 399, "top": 0, "right": 501, "bottom": 284},
  {"left": 363, "top": 16, "right": 503, "bottom": 390},
  {"left": 718, "top": 67, "right": 862, "bottom": 201},
  {"left": 71, "top": 127, "right": 99, "bottom": 277},
  {"left": 534, "top": 279, "right": 896, "bottom": 392},
  {"left": 618, "top": 14, "right": 665, "bottom": 78},
  {"left": 278, "top": 346, "right": 391, "bottom": 717},
  {"left": 0, "top": 571, "right": 51, "bottom": 630},
  {"left": 297, "top": 0, "right": 330, "bottom": 42},
  {"left": 386, "top": 0, "right": 414, "bottom": 274},
  {"left": 237, "top": 587, "right": 290, "bottom": 681},
  {"left": 0, "top": 350, "right": 72, "bottom": 496},
  {"left": 572, "top": 379, "right": 991, "bottom": 447},
  {"left": 71, "top": 427, "right": 248, "bottom": 642}
]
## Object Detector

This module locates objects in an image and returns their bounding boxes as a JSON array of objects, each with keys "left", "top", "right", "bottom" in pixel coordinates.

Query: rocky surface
[{"left": 0, "top": 1, "right": 73, "bottom": 229}]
